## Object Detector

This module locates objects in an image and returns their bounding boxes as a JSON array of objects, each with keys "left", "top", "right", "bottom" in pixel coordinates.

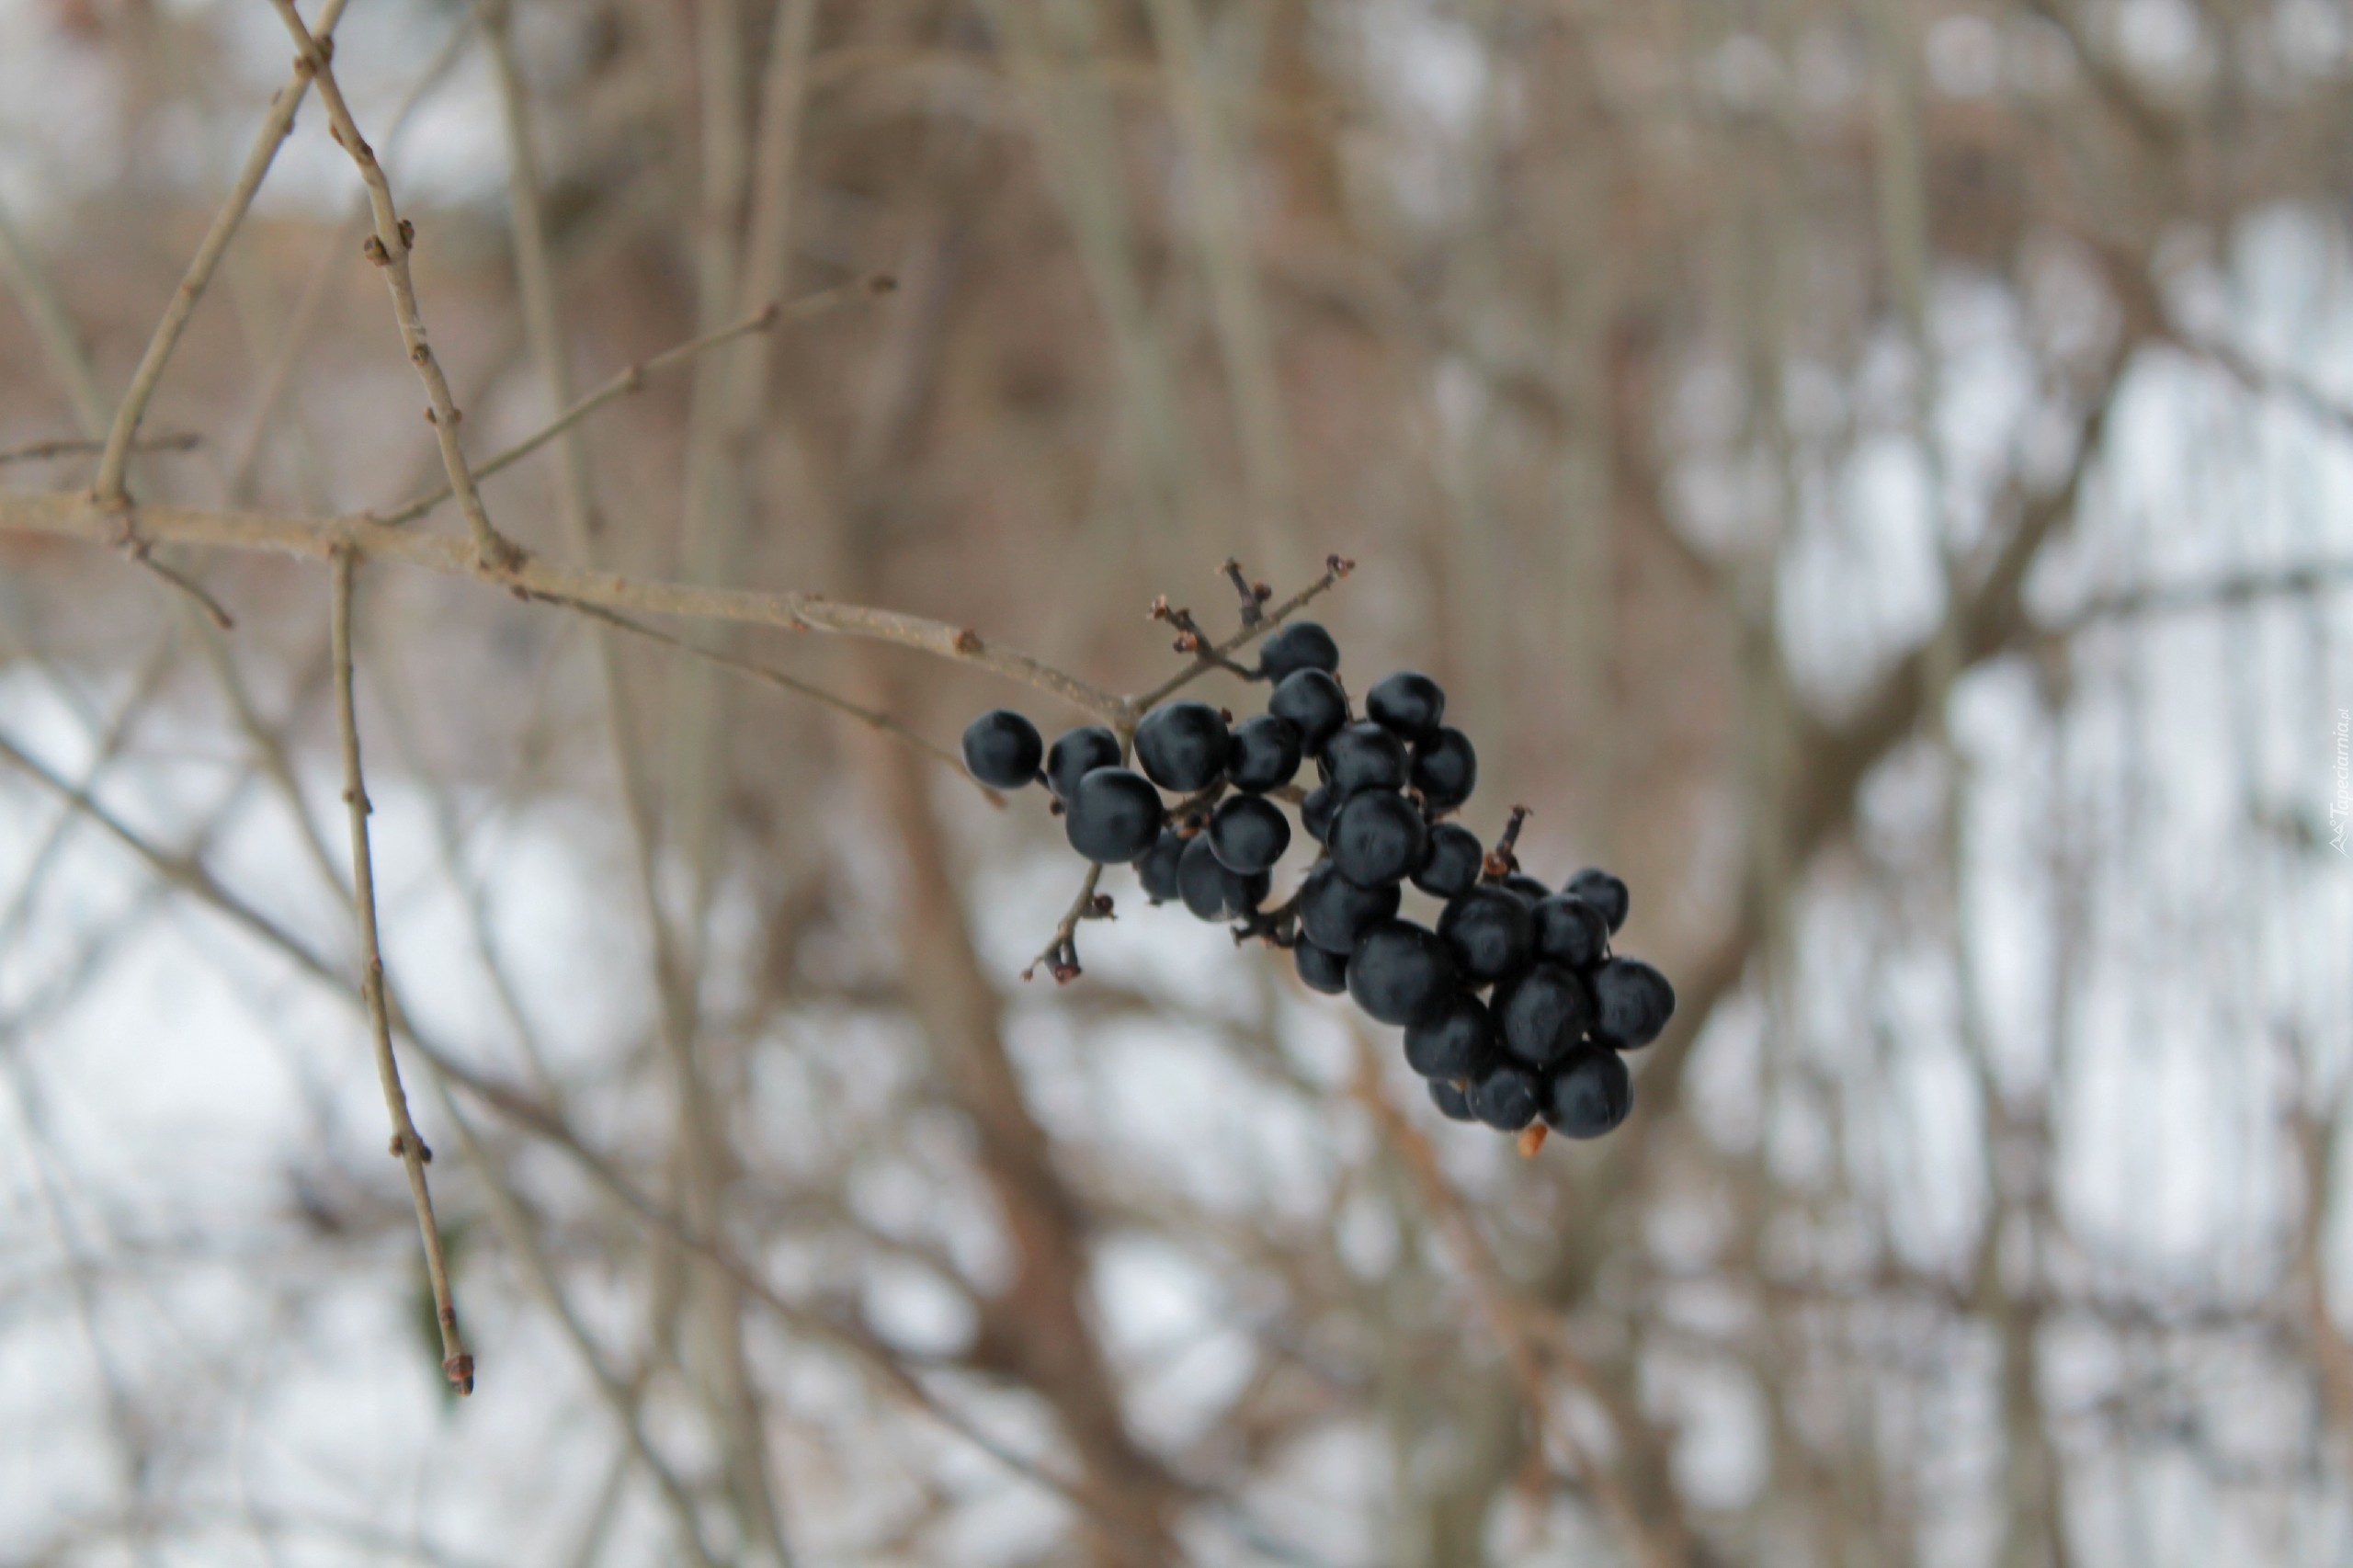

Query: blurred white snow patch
[
  {"left": 862, "top": 1255, "right": 977, "bottom": 1358},
  {"left": 1651, "top": 1356, "right": 1770, "bottom": 1508},
  {"left": 1095, "top": 1232, "right": 1256, "bottom": 1449},
  {"left": 1240, "top": 1420, "right": 1387, "bottom": 1566}
]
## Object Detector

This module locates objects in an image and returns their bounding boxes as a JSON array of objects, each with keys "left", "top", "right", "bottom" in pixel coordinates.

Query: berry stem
[
  {"left": 1516, "top": 1123, "right": 1550, "bottom": 1159},
  {"left": 1023, "top": 862, "right": 1106, "bottom": 983},
  {"left": 1483, "top": 804, "right": 1530, "bottom": 881},
  {"left": 1131, "top": 554, "right": 1355, "bottom": 711},
  {"left": 1220, "top": 556, "right": 1270, "bottom": 627}
]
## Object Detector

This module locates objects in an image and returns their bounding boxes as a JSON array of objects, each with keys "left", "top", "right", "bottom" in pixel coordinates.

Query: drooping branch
[
  {"left": 327, "top": 548, "right": 473, "bottom": 1395},
  {"left": 0, "top": 490, "right": 1129, "bottom": 721}
]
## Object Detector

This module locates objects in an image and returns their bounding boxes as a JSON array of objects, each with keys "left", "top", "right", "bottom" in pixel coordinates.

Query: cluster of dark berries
[{"left": 961, "top": 604, "right": 1674, "bottom": 1147}]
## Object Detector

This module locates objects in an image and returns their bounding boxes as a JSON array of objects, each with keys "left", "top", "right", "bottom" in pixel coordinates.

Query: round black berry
[
  {"left": 1136, "top": 828, "right": 1187, "bottom": 904},
  {"left": 1532, "top": 894, "right": 1609, "bottom": 969},
  {"left": 1178, "top": 832, "right": 1268, "bottom": 921},
  {"left": 1134, "top": 701, "right": 1232, "bottom": 793},
  {"left": 1257, "top": 620, "right": 1341, "bottom": 685},
  {"left": 1268, "top": 669, "right": 1348, "bottom": 756},
  {"left": 1413, "top": 823, "right": 1484, "bottom": 899},
  {"left": 1346, "top": 918, "right": 1457, "bottom": 1027},
  {"left": 1366, "top": 671, "right": 1446, "bottom": 743},
  {"left": 1543, "top": 1048, "right": 1632, "bottom": 1138},
  {"left": 1046, "top": 725, "right": 1121, "bottom": 803},
  {"left": 1225, "top": 713, "right": 1302, "bottom": 792},
  {"left": 1065, "top": 768, "right": 1165, "bottom": 863},
  {"left": 1208, "top": 795, "right": 1291, "bottom": 876},
  {"left": 1301, "top": 781, "right": 1345, "bottom": 844},
  {"left": 1318, "top": 722, "right": 1409, "bottom": 794},
  {"left": 1469, "top": 1063, "right": 1542, "bottom": 1131},
  {"left": 1437, "top": 885, "right": 1535, "bottom": 984},
  {"left": 961, "top": 709, "right": 1043, "bottom": 790},
  {"left": 1294, "top": 941, "right": 1348, "bottom": 995},
  {"left": 1501, "top": 873, "right": 1552, "bottom": 904},
  {"left": 1329, "top": 790, "right": 1427, "bottom": 888},
  {"left": 1410, "top": 728, "right": 1477, "bottom": 812},
  {"left": 1493, "top": 963, "right": 1594, "bottom": 1068},
  {"left": 1589, "top": 958, "right": 1675, "bottom": 1050},
  {"left": 1565, "top": 867, "right": 1631, "bottom": 933},
  {"left": 1404, "top": 993, "right": 1497, "bottom": 1081},
  {"left": 1297, "top": 859, "right": 1401, "bottom": 952},
  {"left": 1428, "top": 1077, "right": 1477, "bottom": 1123}
]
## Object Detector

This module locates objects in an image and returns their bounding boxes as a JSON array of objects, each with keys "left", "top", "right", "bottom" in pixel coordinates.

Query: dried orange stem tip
[{"left": 1516, "top": 1123, "right": 1550, "bottom": 1158}]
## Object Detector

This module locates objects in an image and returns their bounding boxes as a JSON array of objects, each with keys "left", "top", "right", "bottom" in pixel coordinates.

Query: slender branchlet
[{"left": 329, "top": 547, "right": 474, "bottom": 1395}]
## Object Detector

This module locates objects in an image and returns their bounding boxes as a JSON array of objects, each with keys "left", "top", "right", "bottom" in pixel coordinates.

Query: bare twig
[
  {"left": 327, "top": 548, "right": 472, "bottom": 1395},
  {"left": 0, "top": 490, "right": 1128, "bottom": 721},
  {"left": 1348, "top": 1035, "right": 1686, "bottom": 1568},
  {"left": 1132, "top": 553, "right": 1354, "bottom": 709},
  {"left": 0, "top": 432, "right": 198, "bottom": 467},
  {"left": 92, "top": 0, "right": 357, "bottom": 504},
  {"left": 1023, "top": 863, "right": 1108, "bottom": 983},
  {"left": 524, "top": 589, "right": 998, "bottom": 801},
  {"left": 264, "top": 0, "right": 518, "bottom": 572},
  {"left": 374, "top": 278, "right": 892, "bottom": 529}
]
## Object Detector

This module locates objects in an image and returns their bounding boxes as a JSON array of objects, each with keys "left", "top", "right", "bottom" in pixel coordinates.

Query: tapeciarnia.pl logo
[{"left": 2333, "top": 709, "right": 2350, "bottom": 857}]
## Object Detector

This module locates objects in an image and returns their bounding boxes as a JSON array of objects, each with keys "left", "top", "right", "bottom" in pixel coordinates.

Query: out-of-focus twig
[{"left": 92, "top": 0, "right": 357, "bottom": 504}]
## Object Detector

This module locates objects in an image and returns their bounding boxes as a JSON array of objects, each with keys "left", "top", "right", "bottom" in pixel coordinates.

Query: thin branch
[
  {"left": 0, "top": 721, "right": 1189, "bottom": 1566},
  {"left": 1023, "top": 863, "right": 1108, "bottom": 983},
  {"left": 228, "top": 0, "right": 486, "bottom": 506},
  {"left": 1348, "top": 1034, "right": 1688, "bottom": 1568},
  {"left": 92, "top": 0, "right": 356, "bottom": 503},
  {"left": 0, "top": 490, "right": 1129, "bottom": 720},
  {"left": 524, "top": 589, "right": 998, "bottom": 801},
  {"left": 264, "top": 0, "right": 518, "bottom": 571},
  {"left": 0, "top": 432, "right": 199, "bottom": 467},
  {"left": 424, "top": 1078, "right": 722, "bottom": 1567},
  {"left": 327, "top": 547, "right": 473, "bottom": 1395},
  {"left": 374, "top": 278, "right": 893, "bottom": 529},
  {"left": 1132, "top": 553, "right": 1354, "bottom": 710}
]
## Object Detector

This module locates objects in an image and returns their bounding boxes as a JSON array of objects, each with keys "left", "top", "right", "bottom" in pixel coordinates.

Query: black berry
[
  {"left": 1258, "top": 620, "right": 1341, "bottom": 685},
  {"left": 1268, "top": 669, "right": 1348, "bottom": 756},
  {"left": 1428, "top": 1077, "right": 1477, "bottom": 1122},
  {"left": 1297, "top": 859, "right": 1401, "bottom": 952},
  {"left": 1329, "top": 790, "right": 1427, "bottom": 888},
  {"left": 1532, "top": 894, "right": 1609, "bottom": 969},
  {"left": 1178, "top": 832, "right": 1268, "bottom": 921},
  {"left": 1208, "top": 795, "right": 1291, "bottom": 876},
  {"left": 1064, "top": 768, "right": 1166, "bottom": 863},
  {"left": 1565, "top": 867, "right": 1631, "bottom": 933},
  {"left": 1301, "top": 781, "right": 1345, "bottom": 844},
  {"left": 1437, "top": 885, "right": 1534, "bottom": 984},
  {"left": 1493, "top": 963, "right": 1594, "bottom": 1068},
  {"left": 1294, "top": 942, "right": 1348, "bottom": 995},
  {"left": 1469, "top": 1063, "right": 1541, "bottom": 1131},
  {"left": 1404, "top": 993, "right": 1497, "bottom": 1080},
  {"left": 962, "top": 709, "right": 1044, "bottom": 789},
  {"left": 1346, "top": 919, "right": 1457, "bottom": 1027},
  {"left": 1413, "top": 823, "right": 1483, "bottom": 899},
  {"left": 1589, "top": 958, "right": 1675, "bottom": 1049},
  {"left": 1501, "top": 873, "right": 1552, "bottom": 904},
  {"left": 1410, "top": 728, "right": 1477, "bottom": 812},
  {"left": 1046, "top": 725, "right": 1121, "bottom": 803},
  {"left": 1225, "top": 713, "right": 1302, "bottom": 792},
  {"left": 1134, "top": 700, "right": 1232, "bottom": 793},
  {"left": 1136, "top": 828, "right": 1186, "bottom": 903},
  {"left": 1318, "top": 722, "right": 1409, "bottom": 794},
  {"left": 1544, "top": 1048, "right": 1632, "bottom": 1138},
  {"left": 1366, "top": 671, "right": 1446, "bottom": 743}
]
